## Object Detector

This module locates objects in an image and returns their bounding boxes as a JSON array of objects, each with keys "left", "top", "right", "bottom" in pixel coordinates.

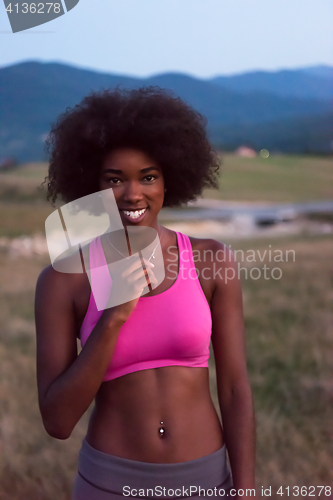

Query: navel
[{"left": 158, "top": 421, "right": 165, "bottom": 438}]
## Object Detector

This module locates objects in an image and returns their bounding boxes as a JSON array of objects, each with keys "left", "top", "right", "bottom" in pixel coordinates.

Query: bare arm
[
  {"left": 35, "top": 258, "right": 156, "bottom": 439},
  {"left": 210, "top": 242, "right": 256, "bottom": 495}
]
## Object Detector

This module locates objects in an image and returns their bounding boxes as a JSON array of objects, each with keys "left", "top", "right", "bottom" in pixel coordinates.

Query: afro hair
[{"left": 46, "top": 86, "right": 220, "bottom": 207}]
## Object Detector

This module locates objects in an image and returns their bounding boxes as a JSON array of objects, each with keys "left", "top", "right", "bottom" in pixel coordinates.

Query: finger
[
  {"left": 127, "top": 267, "right": 151, "bottom": 283},
  {"left": 150, "top": 276, "right": 158, "bottom": 286},
  {"left": 122, "top": 257, "right": 154, "bottom": 278},
  {"left": 121, "top": 257, "right": 146, "bottom": 278},
  {"left": 143, "top": 259, "right": 154, "bottom": 268},
  {"left": 146, "top": 271, "right": 158, "bottom": 285},
  {"left": 133, "top": 274, "right": 150, "bottom": 294},
  {"left": 133, "top": 268, "right": 158, "bottom": 289},
  {"left": 126, "top": 261, "right": 156, "bottom": 281}
]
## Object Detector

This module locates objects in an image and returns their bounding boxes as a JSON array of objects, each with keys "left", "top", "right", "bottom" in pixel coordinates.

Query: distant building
[{"left": 234, "top": 146, "right": 256, "bottom": 158}]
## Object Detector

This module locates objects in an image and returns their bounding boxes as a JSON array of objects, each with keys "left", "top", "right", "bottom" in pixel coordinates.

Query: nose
[{"left": 123, "top": 180, "right": 144, "bottom": 204}]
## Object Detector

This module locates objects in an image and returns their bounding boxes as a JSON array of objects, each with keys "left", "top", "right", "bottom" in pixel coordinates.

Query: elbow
[
  {"left": 43, "top": 420, "right": 73, "bottom": 440},
  {"left": 41, "top": 410, "right": 74, "bottom": 440},
  {"left": 45, "top": 425, "right": 72, "bottom": 440}
]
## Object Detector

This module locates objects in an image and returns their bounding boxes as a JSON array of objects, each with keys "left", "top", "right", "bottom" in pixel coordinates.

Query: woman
[{"left": 35, "top": 87, "right": 256, "bottom": 499}]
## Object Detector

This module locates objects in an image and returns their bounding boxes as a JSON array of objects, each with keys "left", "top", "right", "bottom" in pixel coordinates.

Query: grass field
[
  {"left": 206, "top": 154, "right": 333, "bottom": 202},
  {"left": 0, "top": 156, "right": 332, "bottom": 499},
  {"left": 0, "top": 235, "right": 332, "bottom": 499},
  {"left": 1, "top": 154, "right": 332, "bottom": 238}
]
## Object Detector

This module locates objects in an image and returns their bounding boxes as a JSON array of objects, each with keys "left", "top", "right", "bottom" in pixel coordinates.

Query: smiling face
[{"left": 99, "top": 148, "right": 165, "bottom": 228}]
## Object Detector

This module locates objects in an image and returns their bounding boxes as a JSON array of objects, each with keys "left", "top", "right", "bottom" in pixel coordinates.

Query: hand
[{"left": 103, "top": 256, "right": 158, "bottom": 323}]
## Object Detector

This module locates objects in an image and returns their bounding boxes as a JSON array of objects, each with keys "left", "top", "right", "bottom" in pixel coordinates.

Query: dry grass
[
  {"left": 0, "top": 252, "right": 89, "bottom": 500},
  {"left": 204, "top": 153, "right": 333, "bottom": 202},
  {"left": 0, "top": 235, "right": 332, "bottom": 499},
  {"left": 0, "top": 163, "right": 54, "bottom": 238},
  {"left": 227, "top": 235, "right": 332, "bottom": 495},
  {"left": 0, "top": 158, "right": 332, "bottom": 498}
]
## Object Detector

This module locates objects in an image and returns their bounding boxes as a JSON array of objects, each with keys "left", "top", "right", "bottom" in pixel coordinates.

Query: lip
[
  {"left": 120, "top": 207, "right": 148, "bottom": 223},
  {"left": 120, "top": 207, "right": 147, "bottom": 211}
]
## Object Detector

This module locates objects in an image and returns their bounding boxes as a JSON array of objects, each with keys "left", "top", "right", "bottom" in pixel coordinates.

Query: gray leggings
[{"left": 72, "top": 439, "right": 233, "bottom": 500}]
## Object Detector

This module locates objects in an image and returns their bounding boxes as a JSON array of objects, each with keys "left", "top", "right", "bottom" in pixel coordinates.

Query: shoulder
[
  {"left": 35, "top": 265, "right": 73, "bottom": 308},
  {"left": 187, "top": 234, "right": 227, "bottom": 251},
  {"left": 37, "top": 263, "right": 67, "bottom": 288},
  {"left": 37, "top": 239, "right": 91, "bottom": 284},
  {"left": 187, "top": 235, "right": 239, "bottom": 295},
  {"left": 188, "top": 235, "right": 235, "bottom": 265},
  {"left": 36, "top": 254, "right": 88, "bottom": 303}
]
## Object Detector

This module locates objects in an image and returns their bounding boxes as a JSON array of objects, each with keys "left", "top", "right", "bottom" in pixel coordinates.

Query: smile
[{"left": 121, "top": 208, "right": 147, "bottom": 220}]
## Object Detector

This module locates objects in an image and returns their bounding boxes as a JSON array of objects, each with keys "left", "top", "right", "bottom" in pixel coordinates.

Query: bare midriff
[{"left": 86, "top": 365, "right": 224, "bottom": 463}]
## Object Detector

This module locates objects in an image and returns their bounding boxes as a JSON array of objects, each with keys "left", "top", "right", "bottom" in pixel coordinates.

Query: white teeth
[{"left": 123, "top": 208, "right": 147, "bottom": 218}]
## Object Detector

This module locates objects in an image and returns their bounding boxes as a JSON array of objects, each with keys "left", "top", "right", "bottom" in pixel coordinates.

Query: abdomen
[{"left": 86, "top": 365, "right": 224, "bottom": 462}]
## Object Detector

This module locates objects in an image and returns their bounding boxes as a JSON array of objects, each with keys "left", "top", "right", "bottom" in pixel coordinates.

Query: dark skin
[{"left": 35, "top": 149, "right": 256, "bottom": 496}]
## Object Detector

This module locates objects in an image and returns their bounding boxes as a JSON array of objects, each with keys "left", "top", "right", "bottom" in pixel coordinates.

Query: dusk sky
[{"left": 0, "top": 0, "right": 332, "bottom": 77}]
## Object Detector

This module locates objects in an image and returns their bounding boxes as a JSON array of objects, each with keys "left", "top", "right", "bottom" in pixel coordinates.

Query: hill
[
  {"left": 0, "top": 61, "right": 331, "bottom": 161},
  {"left": 210, "top": 65, "right": 332, "bottom": 100}
]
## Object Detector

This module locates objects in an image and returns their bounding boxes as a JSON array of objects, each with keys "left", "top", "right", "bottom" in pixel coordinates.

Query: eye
[
  {"left": 144, "top": 175, "right": 157, "bottom": 182},
  {"left": 107, "top": 178, "right": 122, "bottom": 185}
]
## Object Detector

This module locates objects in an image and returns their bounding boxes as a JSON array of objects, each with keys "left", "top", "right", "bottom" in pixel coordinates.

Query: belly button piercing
[{"left": 158, "top": 421, "right": 165, "bottom": 438}]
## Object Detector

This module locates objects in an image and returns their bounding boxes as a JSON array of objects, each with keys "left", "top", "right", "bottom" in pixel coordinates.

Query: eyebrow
[{"left": 103, "top": 166, "right": 160, "bottom": 175}]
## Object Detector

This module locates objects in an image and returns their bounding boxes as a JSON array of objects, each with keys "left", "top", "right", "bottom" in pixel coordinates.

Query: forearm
[
  {"left": 218, "top": 382, "right": 256, "bottom": 496},
  {"left": 40, "top": 312, "right": 125, "bottom": 439}
]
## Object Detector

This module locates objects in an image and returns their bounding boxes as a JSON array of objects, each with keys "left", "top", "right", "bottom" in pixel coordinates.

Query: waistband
[{"left": 78, "top": 439, "right": 233, "bottom": 495}]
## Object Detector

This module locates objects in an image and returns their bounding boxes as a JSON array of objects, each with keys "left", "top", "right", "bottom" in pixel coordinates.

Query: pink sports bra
[{"left": 80, "top": 231, "right": 212, "bottom": 381}]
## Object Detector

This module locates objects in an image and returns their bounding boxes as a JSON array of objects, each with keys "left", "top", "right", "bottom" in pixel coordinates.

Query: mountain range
[{"left": 0, "top": 61, "right": 331, "bottom": 161}]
